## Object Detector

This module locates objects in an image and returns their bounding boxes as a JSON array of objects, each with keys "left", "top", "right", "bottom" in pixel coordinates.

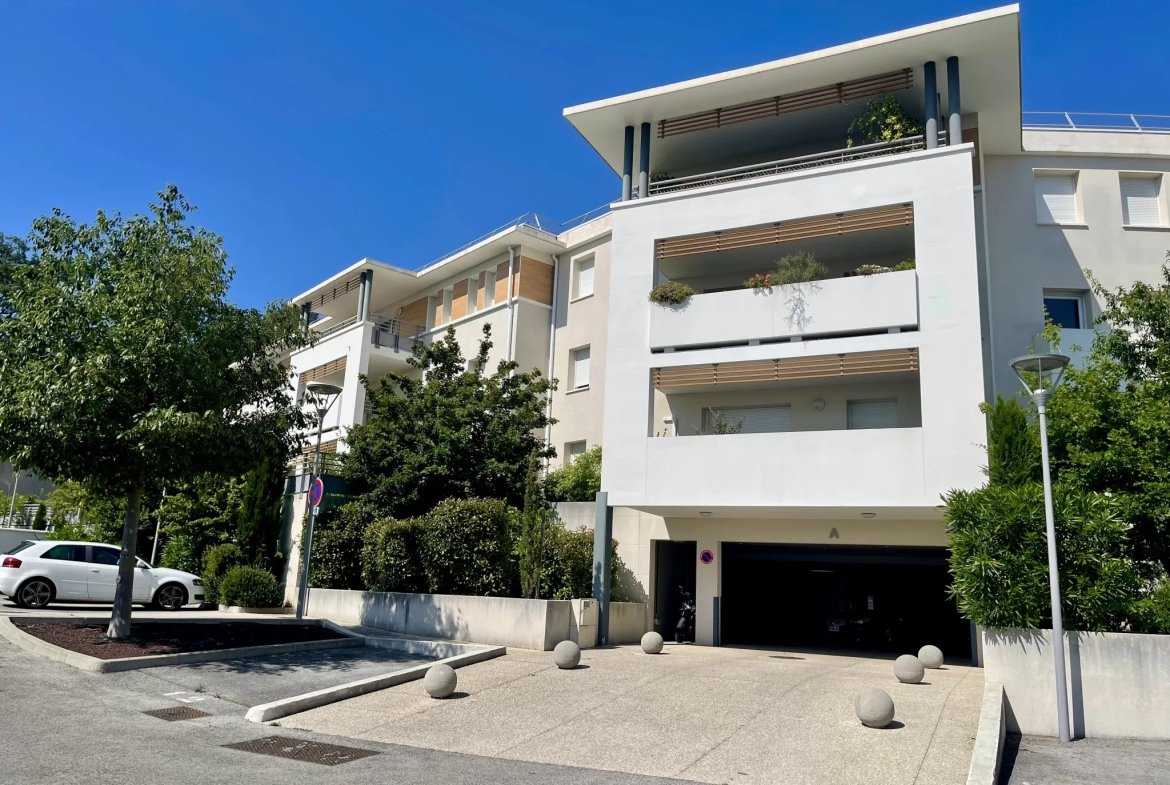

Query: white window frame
[
  {"left": 565, "top": 440, "right": 587, "bottom": 464},
  {"left": 1034, "top": 170, "right": 1082, "bottom": 226},
  {"left": 570, "top": 345, "right": 591, "bottom": 391},
  {"left": 1119, "top": 173, "right": 1166, "bottom": 228},
  {"left": 1042, "top": 290, "right": 1087, "bottom": 330},
  {"left": 572, "top": 255, "right": 596, "bottom": 301}
]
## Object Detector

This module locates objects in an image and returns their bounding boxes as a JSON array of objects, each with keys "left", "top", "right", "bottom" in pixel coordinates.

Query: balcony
[{"left": 650, "top": 269, "right": 918, "bottom": 351}]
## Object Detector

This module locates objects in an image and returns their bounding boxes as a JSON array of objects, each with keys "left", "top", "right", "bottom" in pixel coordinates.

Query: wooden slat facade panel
[
  {"left": 300, "top": 357, "right": 347, "bottom": 384},
  {"left": 656, "top": 204, "right": 914, "bottom": 260},
  {"left": 477, "top": 271, "right": 487, "bottom": 309},
  {"left": 433, "top": 290, "right": 445, "bottom": 327},
  {"left": 303, "top": 438, "right": 339, "bottom": 455},
  {"left": 495, "top": 261, "right": 511, "bottom": 303},
  {"left": 450, "top": 279, "right": 469, "bottom": 321},
  {"left": 517, "top": 257, "right": 554, "bottom": 305},
  {"left": 652, "top": 349, "right": 919, "bottom": 389},
  {"left": 397, "top": 297, "right": 429, "bottom": 329}
]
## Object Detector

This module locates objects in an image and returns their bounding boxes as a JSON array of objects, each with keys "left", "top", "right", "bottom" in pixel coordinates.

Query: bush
[
  {"left": 1130, "top": 581, "right": 1170, "bottom": 634},
  {"left": 32, "top": 504, "right": 47, "bottom": 531},
  {"left": 648, "top": 281, "right": 694, "bottom": 305},
  {"left": 846, "top": 95, "right": 922, "bottom": 147},
  {"left": 422, "top": 498, "right": 514, "bottom": 596},
  {"left": 982, "top": 395, "right": 1040, "bottom": 488},
  {"left": 362, "top": 517, "right": 427, "bottom": 593},
  {"left": 303, "top": 502, "right": 370, "bottom": 591},
  {"left": 219, "top": 565, "right": 284, "bottom": 608},
  {"left": 545, "top": 447, "right": 602, "bottom": 502},
  {"left": 893, "top": 259, "right": 915, "bottom": 271},
  {"left": 201, "top": 543, "right": 244, "bottom": 605},
  {"left": 749, "top": 250, "right": 827, "bottom": 289},
  {"left": 945, "top": 484, "right": 1140, "bottom": 631}
]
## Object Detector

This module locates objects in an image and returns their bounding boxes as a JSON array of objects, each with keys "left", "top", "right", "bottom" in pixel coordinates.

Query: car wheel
[
  {"left": 153, "top": 583, "right": 187, "bottom": 611},
  {"left": 17, "top": 578, "right": 54, "bottom": 609}
]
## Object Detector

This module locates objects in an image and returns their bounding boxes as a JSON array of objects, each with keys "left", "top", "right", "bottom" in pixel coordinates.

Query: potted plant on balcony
[
  {"left": 846, "top": 95, "right": 922, "bottom": 147},
  {"left": 649, "top": 281, "right": 694, "bottom": 306},
  {"left": 744, "top": 251, "right": 827, "bottom": 290}
]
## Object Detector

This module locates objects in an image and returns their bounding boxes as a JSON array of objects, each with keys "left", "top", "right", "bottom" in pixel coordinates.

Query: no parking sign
[
  {"left": 700, "top": 549, "right": 714, "bottom": 565},
  {"left": 309, "top": 477, "right": 324, "bottom": 507}
]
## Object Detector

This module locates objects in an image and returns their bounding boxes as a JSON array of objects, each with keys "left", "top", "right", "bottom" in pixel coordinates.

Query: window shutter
[
  {"left": 1035, "top": 175, "right": 1078, "bottom": 224},
  {"left": 711, "top": 405, "right": 792, "bottom": 434},
  {"left": 573, "top": 347, "right": 591, "bottom": 388},
  {"left": 1121, "top": 177, "right": 1162, "bottom": 226},
  {"left": 848, "top": 399, "right": 899, "bottom": 430},
  {"left": 576, "top": 258, "right": 595, "bottom": 298}
]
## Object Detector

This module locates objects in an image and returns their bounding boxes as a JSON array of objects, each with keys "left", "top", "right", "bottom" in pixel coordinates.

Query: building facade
[{"left": 284, "top": 5, "right": 1170, "bottom": 655}]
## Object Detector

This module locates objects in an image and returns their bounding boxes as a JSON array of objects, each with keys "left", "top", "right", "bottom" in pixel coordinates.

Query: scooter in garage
[{"left": 675, "top": 587, "right": 696, "bottom": 643}]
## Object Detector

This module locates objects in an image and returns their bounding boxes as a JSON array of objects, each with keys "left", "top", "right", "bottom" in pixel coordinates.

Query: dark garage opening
[
  {"left": 653, "top": 540, "right": 696, "bottom": 642},
  {"left": 721, "top": 543, "right": 971, "bottom": 661}
]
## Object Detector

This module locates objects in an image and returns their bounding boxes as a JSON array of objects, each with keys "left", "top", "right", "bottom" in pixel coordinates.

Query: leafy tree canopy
[{"left": 544, "top": 446, "right": 602, "bottom": 502}]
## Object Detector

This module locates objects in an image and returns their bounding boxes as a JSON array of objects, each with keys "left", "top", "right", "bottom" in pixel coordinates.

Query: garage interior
[{"left": 719, "top": 542, "right": 972, "bottom": 660}]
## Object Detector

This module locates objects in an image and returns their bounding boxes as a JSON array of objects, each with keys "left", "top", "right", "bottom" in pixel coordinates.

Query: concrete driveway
[{"left": 281, "top": 643, "right": 984, "bottom": 785}]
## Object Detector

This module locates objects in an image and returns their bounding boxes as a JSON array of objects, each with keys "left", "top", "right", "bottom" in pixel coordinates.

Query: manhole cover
[
  {"left": 223, "top": 736, "right": 378, "bottom": 766},
  {"left": 143, "top": 706, "right": 211, "bottom": 722}
]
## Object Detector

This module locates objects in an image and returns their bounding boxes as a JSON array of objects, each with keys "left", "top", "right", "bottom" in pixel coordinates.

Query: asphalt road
[
  {"left": 1001, "top": 733, "right": 1170, "bottom": 785},
  {"left": 0, "top": 637, "right": 685, "bottom": 785}
]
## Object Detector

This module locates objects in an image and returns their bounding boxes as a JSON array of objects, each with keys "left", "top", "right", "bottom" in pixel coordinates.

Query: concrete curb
[
  {"left": 0, "top": 616, "right": 363, "bottom": 673},
  {"left": 218, "top": 605, "right": 293, "bottom": 615},
  {"left": 245, "top": 644, "right": 507, "bottom": 723},
  {"left": 966, "top": 681, "right": 1006, "bottom": 785}
]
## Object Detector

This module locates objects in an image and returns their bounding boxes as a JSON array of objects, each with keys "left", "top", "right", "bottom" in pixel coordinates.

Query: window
[
  {"left": 1043, "top": 291, "right": 1085, "bottom": 329},
  {"left": 5, "top": 541, "right": 35, "bottom": 556},
  {"left": 42, "top": 544, "right": 86, "bottom": 562},
  {"left": 566, "top": 441, "right": 587, "bottom": 464},
  {"left": 1120, "top": 175, "right": 1164, "bottom": 227},
  {"left": 705, "top": 405, "right": 792, "bottom": 434},
  {"left": 1035, "top": 172, "right": 1079, "bottom": 225},
  {"left": 847, "top": 399, "right": 899, "bottom": 430},
  {"left": 574, "top": 257, "right": 595, "bottom": 299},
  {"left": 572, "top": 346, "right": 591, "bottom": 389},
  {"left": 89, "top": 547, "right": 120, "bottom": 566}
]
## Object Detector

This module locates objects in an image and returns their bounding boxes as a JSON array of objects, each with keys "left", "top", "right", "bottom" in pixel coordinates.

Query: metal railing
[
  {"left": 1023, "top": 112, "right": 1170, "bottom": 134},
  {"left": 648, "top": 136, "right": 933, "bottom": 196},
  {"left": 287, "top": 452, "right": 345, "bottom": 478},
  {"left": 314, "top": 315, "right": 359, "bottom": 339},
  {"left": 370, "top": 315, "right": 426, "bottom": 352},
  {"left": 423, "top": 204, "right": 611, "bottom": 269}
]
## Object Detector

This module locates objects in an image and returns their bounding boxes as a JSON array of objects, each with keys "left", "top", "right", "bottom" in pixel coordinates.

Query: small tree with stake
[{"left": 0, "top": 186, "right": 310, "bottom": 639}]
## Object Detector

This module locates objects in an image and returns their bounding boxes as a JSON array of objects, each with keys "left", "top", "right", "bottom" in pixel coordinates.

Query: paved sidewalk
[
  {"left": 1001, "top": 734, "right": 1170, "bottom": 784},
  {"left": 283, "top": 643, "right": 984, "bottom": 785}
]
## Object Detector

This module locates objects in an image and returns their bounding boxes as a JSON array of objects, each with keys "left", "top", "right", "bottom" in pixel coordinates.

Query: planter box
[
  {"left": 983, "top": 627, "right": 1170, "bottom": 739},
  {"left": 306, "top": 588, "right": 648, "bottom": 651}
]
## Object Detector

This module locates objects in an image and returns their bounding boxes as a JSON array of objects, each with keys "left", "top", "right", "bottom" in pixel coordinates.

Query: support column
[
  {"left": 363, "top": 269, "right": 374, "bottom": 320},
  {"left": 924, "top": 61, "right": 938, "bottom": 149},
  {"left": 638, "top": 122, "right": 651, "bottom": 199},
  {"left": 356, "top": 271, "right": 368, "bottom": 321},
  {"left": 947, "top": 56, "right": 961, "bottom": 147},
  {"left": 621, "top": 126, "right": 634, "bottom": 201},
  {"left": 301, "top": 303, "right": 312, "bottom": 329},
  {"left": 592, "top": 491, "right": 613, "bottom": 646}
]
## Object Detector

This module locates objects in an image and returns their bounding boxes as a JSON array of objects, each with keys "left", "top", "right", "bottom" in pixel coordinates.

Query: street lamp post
[
  {"left": 1009, "top": 352, "right": 1072, "bottom": 743},
  {"left": 295, "top": 381, "right": 344, "bottom": 620}
]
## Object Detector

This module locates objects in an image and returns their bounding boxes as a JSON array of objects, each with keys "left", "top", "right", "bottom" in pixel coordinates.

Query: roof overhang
[{"left": 564, "top": 5, "right": 1021, "bottom": 171}]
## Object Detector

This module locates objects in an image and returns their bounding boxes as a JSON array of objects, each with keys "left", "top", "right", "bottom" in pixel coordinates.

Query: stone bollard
[
  {"left": 423, "top": 663, "right": 457, "bottom": 698},
  {"left": 641, "top": 631, "right": 664, "bottom": 654},
  {"left": 855, "top": 688, "right": 896, "bottom": 728},
  {"left": 894, "top": 654, "right": 925, "bottom": 684},
  {"left": 918, "top": 645, "right": 944, "bottom": 669},
  {"left": 554, "top": 640, "right": 581, "bottom": 669}
]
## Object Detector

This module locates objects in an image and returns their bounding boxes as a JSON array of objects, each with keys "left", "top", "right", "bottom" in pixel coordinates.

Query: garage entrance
[
  {"left": 720, "top": 543, "right": 970, "bottom": 660},
  {"left": 653, "top": 540, "right": 696, "bottom": 642}
]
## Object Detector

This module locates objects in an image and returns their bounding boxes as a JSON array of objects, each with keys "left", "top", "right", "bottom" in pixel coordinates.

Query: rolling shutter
[
  {"left": 710, "top": 405, "right": 792, "bottom": 434},
  {"left": 573, "top": 347, "right": 591, "bottom": 389},
  {"left": 847, "top": 399, "right": 899, "bottom": 430},
  {"left": 576, "top": 258, "right": 595, "bottom": 298},
  {"left": 1121, "top": 177, "right": 1162, "bottom": 226},
  {"left": 1035, "top": 175, "right": 1078, "bottom": 224}
]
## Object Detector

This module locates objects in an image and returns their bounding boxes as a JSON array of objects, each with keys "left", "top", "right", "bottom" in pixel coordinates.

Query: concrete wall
[
  {"left": 983, "top": 628, "right": 1170, "bottom": 739},
  {"left": 306, "top": 587, "right": 647, "bottom": 651},
  {"left": 0, "top": 528, "right": 50, "bottom": 554}
]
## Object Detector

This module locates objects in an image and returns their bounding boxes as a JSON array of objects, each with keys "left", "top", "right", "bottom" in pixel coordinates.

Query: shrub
[
  {"left": 32, "top": 504, "right": 47, "bottom": 531},
  {"left": 536, "top": 526, "right": 638, "bottom": 601},
  {"left": 303, "top": 502, "right": 370, "bottom": 591},
  {"left": 545, "top": 446, "right": 602, "bottom": 502},
  {"left": 648, "top": 281, "right": 694, "bottom": 305},
  {"left": 846, "top": 95, "right": 922, "bottom": 147},
  {"left": 361, "top": 517, "right": 428, "bottom": 593},
  {"left": 219, "top": 565, "right": 284, "bottom": 608},
  {"left": 421, "top": 498, "right": 514, "bottom": 596},
  {"left": 854, "top": 264, "right": 891, "bottom": 276},
  {"left": 201, "top": 543, "right": 244, "bottom": 605},
  {"left": 1130, "top": 581, "right": 1170, "bottom": 634},
  {"left": 893, "top": 259, "right": 916, "bottom": 271},
  {"left": 945, "top": 484, "right": 1141, "bottom": 631},
  {"left": 982, "top": 395, "right": 1040, "bottom": 487},
  {"left": 771, "top": 251, "right": 827, "bottom": 285}
]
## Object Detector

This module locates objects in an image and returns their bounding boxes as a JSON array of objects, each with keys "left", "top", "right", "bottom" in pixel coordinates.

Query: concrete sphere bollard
[
  {"left": 894, "top": 654, "right": 925, "bottom": 684},
  {"left": 855, "top": 688, "right": 896, "bottom": 728},
  {"left": 554, "top": 640, "right": 581, "bottom": 669},
  {"left": 641, "top": 631, "right": 664, "bottom": 654},
  {"left": 423, "top": 663, "right": 457, "bottom": 698},
  {"left": 918, "top": 645, "right": 944, "bottom": 669}
]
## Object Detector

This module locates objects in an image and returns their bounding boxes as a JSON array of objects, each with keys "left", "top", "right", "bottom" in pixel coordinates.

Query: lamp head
[
  {"left": 1009, "top": 353, "right": 1070, "bottom": 405},
  {"left": 305, "top": 382, "right": 343, "bottom": 414}
]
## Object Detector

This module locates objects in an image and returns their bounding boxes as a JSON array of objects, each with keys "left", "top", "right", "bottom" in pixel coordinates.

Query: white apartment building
[{"left": 284, "top": 5, "right": 1170, "bottom": 657}]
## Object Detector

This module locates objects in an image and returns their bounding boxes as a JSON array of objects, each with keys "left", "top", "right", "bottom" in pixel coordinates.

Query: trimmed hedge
[
  {"left": 362, "top": 517, "right": 427, "bottom": 593},
  {"left": 423, "top": 498, "right": 514, "bottom": 596},
  {"left": 303, "top": 502, "right": 370, "bottom": 591},
  {"left": 201, "top": 543, "right": 244, "bottom": 605},
  {"left": 219, "top": 565, "right": 284, "bottom": 608}
]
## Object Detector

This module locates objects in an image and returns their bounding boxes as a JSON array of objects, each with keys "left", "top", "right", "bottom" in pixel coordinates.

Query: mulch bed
[{"left": 15, "top": 621, "right": 346, "bottom": 660}]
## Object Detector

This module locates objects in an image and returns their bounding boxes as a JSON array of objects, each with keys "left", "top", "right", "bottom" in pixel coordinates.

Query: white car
[{"left": 0, "top": 540, "right": 204, "bottom": 611}]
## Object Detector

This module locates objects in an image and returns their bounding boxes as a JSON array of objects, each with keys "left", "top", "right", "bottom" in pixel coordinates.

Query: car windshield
[{"left": 4, "top": 541, "right": 36, "bottom": 556}]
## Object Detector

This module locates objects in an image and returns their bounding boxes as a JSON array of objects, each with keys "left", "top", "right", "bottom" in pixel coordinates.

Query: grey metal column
[
  {"left": 947, "top": 56, "right": 962, "bottom": 146},
  {"left": 356, "top": 271, "right": 368, "bottom": 321},
  {"left": 638, "top": 122, "right": 651, "bottom": 198},
  {"left": 301, "top": 303, "right": 312, "bottom": 328},
  {"left": 363, "top": 269, "right": 374, "bottom": 320},
  {"left": 621, "top": 126, "right": 634, "bottom": 201},
  {"left": 924, "top": 61, "right": 938, "bottom": 149},
  {"left": 592, "top": 490, "right": 613, "bottom": 646}
]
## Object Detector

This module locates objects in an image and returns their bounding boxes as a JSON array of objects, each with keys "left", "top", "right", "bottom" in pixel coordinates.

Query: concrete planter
[
  {"left": 217, "top": 604, "right": 292, "bottom": 615},
  {"left": 306, "top": 588, "right": 648, "bottom": 651},
  {"left": 983, "top": 627, "right": 1170, "bottom": 739}
]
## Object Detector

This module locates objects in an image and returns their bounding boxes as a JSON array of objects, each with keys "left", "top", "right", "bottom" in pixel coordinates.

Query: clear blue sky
[{"left": 2, "top": 2, "right": 1165, "bottom": 309}]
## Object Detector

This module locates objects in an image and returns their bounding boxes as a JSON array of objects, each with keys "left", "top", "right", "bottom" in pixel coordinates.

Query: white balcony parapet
[{"left": 649, "top": 269, "right": 918, "bottom": 351}]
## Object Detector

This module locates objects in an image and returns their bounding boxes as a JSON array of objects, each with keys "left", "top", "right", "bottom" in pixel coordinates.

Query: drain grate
[
  {"left": 223, "top": 736, "right": 378, "bottom": 766},
  {"left": 143, "top": 706, "right": 211, "bottom": 722}
]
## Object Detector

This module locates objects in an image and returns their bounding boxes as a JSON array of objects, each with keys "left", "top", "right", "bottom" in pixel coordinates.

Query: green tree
[
  {"left": 155, "top": 475, "right": 245, "bottom": 574},
  {"left": 544, "top": 446, "right": 602, "bottom": 502},
  {"left": 236, "top": 449, "right": 288, "bottom": 570},
  {"left": 0, "top": 186, "right": 310, "bottom": 638},
  {"left": 31, "top": 503, "right": 48, "bottom": 531},
  {"left": 982, "top": 395, "right": 1040, "bottom": 487},
  {"left": 344, "top": 324, "right": 555, "bottom": 519},
  {"left": 518, "top": 451, "right": 551, "bottom": 597},
  {"left": 846, "top": 95, "right": 923, "bottom": 147}
]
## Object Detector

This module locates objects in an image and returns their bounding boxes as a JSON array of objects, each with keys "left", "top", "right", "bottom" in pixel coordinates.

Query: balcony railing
[
  {"left": 315, "top": 315, "right": 360, "bottom": 339},
  {"left": 648, "top": 135, "right": 934, "bottom": 196},
  {"left": 371, "top": 316, "right": 425, "bottom": 352},
  {"left": 287, "top": 452, "right": 345, "bottom": 478},
  {"left": 1023, "top": 112, "right": 1170, "bottom": 134}
]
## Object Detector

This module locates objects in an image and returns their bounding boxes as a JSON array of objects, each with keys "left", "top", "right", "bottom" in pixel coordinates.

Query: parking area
[{"left": 282, "top": 643, "right": 984, "bottom": 785}]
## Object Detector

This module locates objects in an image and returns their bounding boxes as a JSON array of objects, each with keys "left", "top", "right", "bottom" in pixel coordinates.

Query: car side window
[
  {"left": 42, "top": 544, "right": 86, "bottom": 562},
  {"left": 90, "top": 547, "right": 120, "bottom": 566}
]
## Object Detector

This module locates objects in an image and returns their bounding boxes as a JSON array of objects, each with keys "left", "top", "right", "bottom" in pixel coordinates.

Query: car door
[
  {"left": 36, "top": 544, "right": 89, "bottom": 600},
  {"left": 132, "top": 558, "right": 154, "bottom": 602},
  {"left": 85, "top": 546, "right": 121, "bottom": 601}
]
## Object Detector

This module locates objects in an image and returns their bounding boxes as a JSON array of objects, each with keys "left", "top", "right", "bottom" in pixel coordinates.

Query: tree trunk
[{"left": 106, "top": 488, "right": 144, "bottom": 640}]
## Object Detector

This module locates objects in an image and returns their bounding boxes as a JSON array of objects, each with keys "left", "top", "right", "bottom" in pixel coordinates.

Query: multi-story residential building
[{"left": 283, "top": 5, "right": 1170, "bottom": 657}]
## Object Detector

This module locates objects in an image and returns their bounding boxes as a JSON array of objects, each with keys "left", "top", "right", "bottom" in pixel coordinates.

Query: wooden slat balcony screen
[
  {"left": 302, "top": 439, "right": 339, "bottom": 455},
  {"left": 300, "top": 357, "right": 346, "bottom": 383},
  {"left": 658, "top": 69, "right": 914, "bottom": 138},
  {"left": 652, "top": 348, "right": 919, "bottom": 390},
  {"left": 655, "top": 203, "right": 913, "bottom": 260},
  {"left": 307, "top": 274, "right": 363, "bottom": 310}
]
